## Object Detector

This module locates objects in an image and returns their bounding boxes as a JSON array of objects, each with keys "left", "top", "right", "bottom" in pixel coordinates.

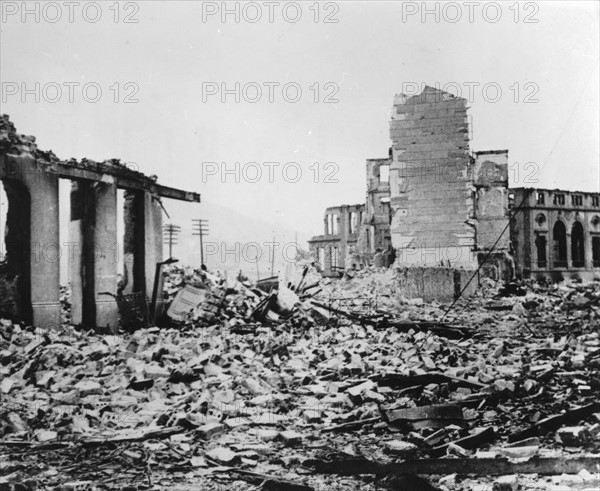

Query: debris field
[{"left": 1, "top": 265, "right": 599, "bottom": 490}]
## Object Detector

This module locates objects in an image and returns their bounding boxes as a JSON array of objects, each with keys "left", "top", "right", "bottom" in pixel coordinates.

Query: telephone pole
[
  {"left": 192, "top": 219, "right": 209, "bottom": 266},
  {"left": 162, "top": 224, "right": 181, "bottom": 258}
]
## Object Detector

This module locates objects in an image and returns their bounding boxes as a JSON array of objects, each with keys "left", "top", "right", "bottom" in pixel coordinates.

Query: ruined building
[
  {"left": 309, "top": 86, "right": 599, "bottom": 295},
  {"left": 308, "top": 157, "right": 394, "bottom": 276},
  {"left": 511, "top": 188, "right": 600, "bottom": 281},
  {"left": 0, "top": 115, "right": 200, "bottom": 329},
  {"left": 356, "top": 157, "right": 393, "bottom": 260},
  {"left": 307, "top": 204, "right": 364, "bottom": 276}
]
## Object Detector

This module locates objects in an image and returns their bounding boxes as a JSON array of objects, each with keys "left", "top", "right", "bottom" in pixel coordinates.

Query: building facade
[
  {"left": 308, "top": 86, "right": 599, "bottom": 288},
  {"left": 511, "top": 187, "right": 600, "bottom": 281},
  {"left": 356, "top": 157, "right": 393, "bottom": 260},
  {"left": 308, "top": 204, "right": 365, "bottom": 276}
]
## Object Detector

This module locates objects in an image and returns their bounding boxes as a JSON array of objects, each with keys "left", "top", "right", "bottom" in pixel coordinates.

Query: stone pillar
[
  {"left": 5, "top": 156, "right": 61, "bottom": 329},
  {"left": 70, "top": 180, "right": 119, "bottom": 330},
  {"left": 144, "top": 192, "right": 163, "bottom": 322},
  {"left": 93, "top": 182, "right": 119, "bottom": 329},
  {"left": 69, "top": 182, "right": 85, "bottom": 326}
]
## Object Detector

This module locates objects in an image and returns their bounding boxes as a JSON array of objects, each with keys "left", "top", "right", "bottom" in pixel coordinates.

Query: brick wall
[{"left": 389, "top": 86, "right": 476, "bottom": 268}]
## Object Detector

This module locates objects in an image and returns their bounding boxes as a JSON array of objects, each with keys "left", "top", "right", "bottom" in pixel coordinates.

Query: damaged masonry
[
  {"left": 1, "top": 92, "right": 600, "bottom": 490},
  {"left": 309, "top": 87, "right": 600, "bottom": 300},
  {"left": 0, "top": 115, "right": 201, "bottom": 329}
]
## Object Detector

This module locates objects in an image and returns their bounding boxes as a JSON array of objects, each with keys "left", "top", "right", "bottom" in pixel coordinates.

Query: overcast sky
[{"left": 1, "top": 0, "right": 599, "bottom": 238}]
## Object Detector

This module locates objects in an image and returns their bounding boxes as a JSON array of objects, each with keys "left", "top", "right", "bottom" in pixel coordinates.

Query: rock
[
  {"left": 257, "top": 429, "right": 279, "bottom": 442},
  {"left": 242, "top": 377, "right": 264, "bottom": 395},
  {"left": 559, "top": 473, "right": 584, "bottom": 485},
  {"left": 144, "top": 364, "right": 170, "bottom": 379},
  {"left": 346, "top": 380, "right": 376, "bottom": 397},
  {"left": 578, "top": 469, "right": 595, "bottom": 482},
  {"left": 74, "top": 380, "right": 102, "bottom": 396},
  {"left": 196, "top": 422, "right": 225, "bottom": 439},
  {"left": 493, "top": 474, "right": 518, "bottom": 491},
  {"left": 278, "top": 430, "right": 303, "bottom": 446},
  {"left": 35, "top": 429, "right": 58, "bottom": 442},
  {"left": 384, "top": 440, "right": 418, "bottom": 458},
  {"left": 206, "top": 447, "right": 238, "bottom": 464},
  {"left": 6, "top": 412, "right": 29, "bottom": 433}
]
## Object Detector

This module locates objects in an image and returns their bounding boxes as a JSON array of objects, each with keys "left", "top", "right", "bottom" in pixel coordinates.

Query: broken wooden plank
[
  {"left": 507, "top": 402, "right": 600, "bottom": 443},
  {"left": 310, "top": 301, "right": 470, "bottom": 338},
  {"left": 385, "top": 404, "right": 463, "bottom": 423},
  {"left": 429, "top": 427, "right": 496, "bottom": 456},
  {"left": 303, "top": 455, "right": 600, "bottom": 476},
  {"left": 375, "top": 373, "right": 486, "bottom": 391},
  {"left": 384, "top": 404, "right": 466, "bottom": 429}
]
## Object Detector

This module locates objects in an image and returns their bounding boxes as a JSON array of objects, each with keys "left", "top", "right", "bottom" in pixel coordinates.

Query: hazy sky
[{"left": 1, "top": 0, "right": 599, "bottom": 238}]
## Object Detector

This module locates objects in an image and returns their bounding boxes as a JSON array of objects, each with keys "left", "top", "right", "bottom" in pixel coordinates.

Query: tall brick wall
[{"left": 389, "top": 86, "right": 476, "bottom": 268}]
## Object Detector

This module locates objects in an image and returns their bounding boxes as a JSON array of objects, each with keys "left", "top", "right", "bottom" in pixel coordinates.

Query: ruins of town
[{"left": 1, "top": 2, "right": 599, "bottom": 490}]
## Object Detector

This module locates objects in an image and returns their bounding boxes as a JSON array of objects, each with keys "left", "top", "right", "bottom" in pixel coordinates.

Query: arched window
[
  {"left": 535, "top": 233, "right": 547, "bottom": 267},
  {"left": 553, "top": 220, "right": 567, "bottom": 267},
  {"left": 571, "top": 221, "right": 585, "bottom": 267}
]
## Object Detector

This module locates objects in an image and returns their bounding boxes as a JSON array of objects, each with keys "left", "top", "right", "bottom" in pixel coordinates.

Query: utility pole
[
  {"left": 270, "top": 233, "right": 276, "bottom": 277},
  {"left": 162, "top": 224, "right": 181, "bottom": 259},
  {"left": 192, "top": 219, "right": 209, "bottom": 266}
]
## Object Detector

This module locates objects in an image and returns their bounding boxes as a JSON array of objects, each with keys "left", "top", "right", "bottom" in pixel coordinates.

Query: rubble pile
[{"left": 0, "top": 268, "right": 599, "bottom": 490}]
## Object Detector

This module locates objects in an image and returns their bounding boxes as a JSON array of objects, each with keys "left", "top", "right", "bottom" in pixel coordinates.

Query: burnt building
[
  {"left": 0, "top": 115, "right": 200, "bottom": 329},
  {"left": 308, "top": 204, "right": 364, "bottom": 276},
  {"left": 356, "top": 157, "right": 393, "bottom": 260},
  {"left": 510, "top": 188, "right": 600, "bottom": 281},
  {"left": 309, "top": 86, "right": 599, "bottom": 293}
]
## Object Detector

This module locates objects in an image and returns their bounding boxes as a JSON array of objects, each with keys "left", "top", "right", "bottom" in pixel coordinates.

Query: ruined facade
[
  {"left": 311, "top": 86, "right": 600, "bottom": 292},
  {"left": 511, "top": 187, "right": 600, "bottom": 281},
  {"left": 356, "top": 157, "right": 392, "bottom": 258},
  {"left": 307, "top": 204, "right": 364, "bottom": 276},
  {"left": 389, "top": 87, "right": 510, "bottom": 270},
  {"left": 0, "top": 115, "right": 200, "bottom": 329}
]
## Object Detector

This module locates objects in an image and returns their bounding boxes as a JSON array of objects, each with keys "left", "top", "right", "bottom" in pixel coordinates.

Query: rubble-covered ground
[{"left": 1, "top": 265, "right": 599, "bottom": 490}]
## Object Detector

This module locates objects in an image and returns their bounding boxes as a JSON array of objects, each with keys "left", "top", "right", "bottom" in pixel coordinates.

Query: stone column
[
  {"left": 70, "top": 180, "right": 119, "bottom": 330},
  {"left": 69, "top": 181, "right": 85, "bottom": 326},
  {"left": 92, "top": 181, "right": 119, "bottom": 330},
  {"left": 5, "top": 156, "right": 61, "bottom": 329}
]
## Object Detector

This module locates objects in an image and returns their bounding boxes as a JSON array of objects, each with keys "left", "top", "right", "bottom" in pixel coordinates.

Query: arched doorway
[
  {"left": 553, "top": 220, "right": 567, "bottom": 268},
  {"left": 571, "top": 221, "right": 585, "bottom": 267}
]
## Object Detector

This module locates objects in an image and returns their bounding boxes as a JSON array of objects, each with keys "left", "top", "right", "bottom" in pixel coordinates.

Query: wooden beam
[{"left": 304, "top": 456, "right": 600, "bottom": 476}]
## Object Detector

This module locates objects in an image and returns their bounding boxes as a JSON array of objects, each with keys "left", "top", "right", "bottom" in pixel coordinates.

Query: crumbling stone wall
[
  {"left": 308, "top": 204, "right": 364, "bottom": 275},
  {"left": 472, "top": 150, "right": 510, "bottom": 251},
  {"left": 389, "top": 86, "right": 476, "bottom": 268},
  {"left": 395, "top": 266, "right": 477, "bottom": 303},
  {"left": 357, "top": 157, "right": 392, "bottom": 259},
  {"left": 0, "top": 114, "right": 197, "bottom": 329}
]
